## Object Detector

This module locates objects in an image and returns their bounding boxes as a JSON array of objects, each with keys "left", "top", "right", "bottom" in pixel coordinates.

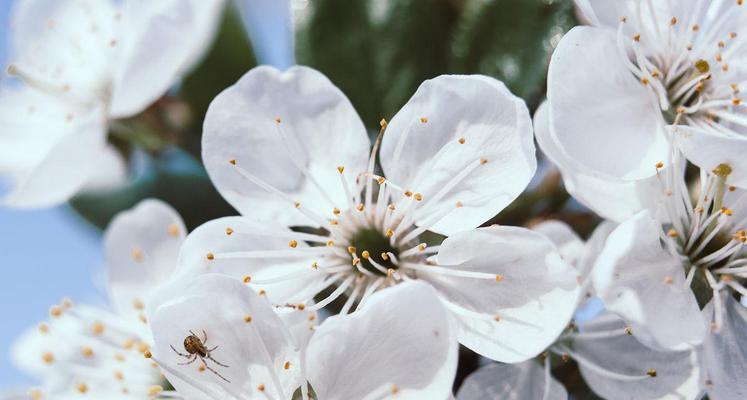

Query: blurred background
[{"left": 1, "top": 0, "right": 596, "bottom": 391}]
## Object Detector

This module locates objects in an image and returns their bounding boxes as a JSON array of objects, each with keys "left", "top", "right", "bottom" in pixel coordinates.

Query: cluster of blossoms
[{"left": 2, "top": 0, "right": 746, "bottom": 399}]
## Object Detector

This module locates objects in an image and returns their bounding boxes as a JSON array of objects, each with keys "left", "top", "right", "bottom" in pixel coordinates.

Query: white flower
[
  {"left": 10, "top": 199, "right": 187, "bottom": 399},
  {"left": 146, "top": 275, "right": 457, "bottom": 400},
  {"left": 592, "top": 159, "right": 747, "bottom": 396},
  {"left": 542, "top": 0, "right": 747, "bottom": 194},
  {"left": 0, "top": 0, "right": 223, "bottom": 208},
  {"left": 176, "top": 65, "right": 581, "bottom": 363},
  {"left": 457, "top": 221, "right": 702, "bottom": 400}
]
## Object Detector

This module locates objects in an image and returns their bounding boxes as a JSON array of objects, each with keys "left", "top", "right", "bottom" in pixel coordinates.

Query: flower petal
[
  {"left": 424, "top": 226, "right": 580, "bottom": 362},
  {"left": 672, "top": 125, "right": 747, "bottom": 189},
  {"left": 456, "top": 361, "right": 566, "bottom": 400},
  {"left": 202, "top": 66, "right": 370, "bottom": 226},
  {"left": 148, "top": 274, "right": 300, "bottom": 400},
  {"left": 103, "top": 199, "right": 185, "bottom": 321},
  {"left": 547, "top": 26, "right": 667, "bottom": 180},
  {"left": 379, "top": 75, "right": 536, "bottom": 236},
  {"left": 535, "top": 100, "right": 661, "bottom": 222},
  {"left": 574, "top": 313, "right": 702, "bottom": 400},
  {"left": 702, "top": 294, "right": 747, "bottom": 399},
  {"left": 176, "top": 216, "right": 326, "bottom": 305},
  {"left": 109, "top": 0, "right": 224, "bottom": 117},
  {"left": 531, "top": 220, "right": 584, "bottom": 267},
  {"left": 306, "top": 281, "right": 457, "bottom": 400},
  {"left": 592, "top": 211, "right": 705, "bottom": 350},
  {"left": 0, "top": 97, "right": 106, "bottom": 208}
]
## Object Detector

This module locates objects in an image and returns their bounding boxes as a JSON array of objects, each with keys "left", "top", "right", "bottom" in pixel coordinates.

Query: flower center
[{"left": 347, "top": 227, "right": 401, "bottom": 276}]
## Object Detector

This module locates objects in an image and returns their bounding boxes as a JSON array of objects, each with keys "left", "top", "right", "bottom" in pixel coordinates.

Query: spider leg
[
  {"left": 201, "top": 358, "right": 231, "bottom": 383},
  {"left": 208, "top": 345, "right": 219, "bottom": 352},
  {"left": 178, "top": 355, "right": 197, "bottom": 365},
  {"left": 189, "top": 329, "right": 198, "bottom": 338},
  {"left": 207, "top": 353, "right": 230, "bottom": 368},
  {"left": 170, "top": 344, "right": 191, "bottom": 358},
  {"left": 202, "top": 329, "right": 208, "bottom": 344}
]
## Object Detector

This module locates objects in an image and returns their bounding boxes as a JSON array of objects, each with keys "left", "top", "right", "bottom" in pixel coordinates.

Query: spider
[{"left": 171, "top": 329, "right": 230, "bottom": 383}]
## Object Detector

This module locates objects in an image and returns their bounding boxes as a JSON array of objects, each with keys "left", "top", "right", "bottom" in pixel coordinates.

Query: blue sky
[{"left": 0, "top": 0, "right": 105, "bottom": 388}]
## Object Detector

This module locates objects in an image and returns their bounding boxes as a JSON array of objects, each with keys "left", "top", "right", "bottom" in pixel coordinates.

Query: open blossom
[
  {"left": 10, "top": 200, "right": 187, "bottom": 399},
  {"left": 146, "top": 276, "right": 457, "bottom": 400},
  {"left": 0, "top": 0, "right": 223, "bottom": 208},
  {"left": 175, "top": 65, "right": 581, "bottom": 363},
  {"left": 541, "top": 0, "right": 747, "bottom": 198},
  {"left": 592, "top": 155, "right": 747, "bottom": 398},
  {"left": 457, "top": 220, "right": 702, "bottom": 400}
]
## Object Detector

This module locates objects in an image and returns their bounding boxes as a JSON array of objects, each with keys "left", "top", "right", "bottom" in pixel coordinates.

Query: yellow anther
[
  {"left": 655, "top": 161, "right": 664, "bottom": 169},
  {"left": 42, "top": 352, "right": 55, "bottom": 365},
  {"left": 414, "top": 193, "right": 423, "bottom": 201},
  {"left": 456, "top": 201, "right": 463, "bottom": 208},
  {"left": 458, "top": 137, "right": 466, "bottom": 144},
  {"left": 479, "top": 158, "right": 488, "bottom": 165},
  {"left": 337, "top": 166, "right": 345, "bottom": 174},
  {"left": 244, "top": 315, "right": 253, "bottom": 323},
  {"left": 114, "top": 370, "right": 124, "bottom": 380},
  {"left": 721, "top": 207, "right": 733, "bottom": 216},
  {"left": 619, "top": 16, "right": 627, "bottom": 23},
  {"left": 311, "top": 262, "right": 319, "bottom": 269},
  {"left": 76, "top": 383, "right": 88, "bottom": 393},
  {"left": 493, "top": 314, "right": 501, "bottom": 322},
  {"left": 257, "top": 384, "right": 266, "bottom": 392},
  {"left": 495, "top": 274, "right": 504, "bottom": 282},
  {"left": 327, "top": 240, "right": 335, "bottom": 247},
  {"left": 132, "top": 247, "right": 143, "bottom": 262},
  {"left": 418, "top": 243, "right": 427, "bottom": 251},
  {"left": 721, "top": 274, "right": 734, "bottom": 282},
  {"left": 387, "top": 268, "right": 395, "bottom": 278},
  {"left": 633, "top": 33, "right": 641, "bottom": 41},
  {"left": 297, "top": 303, "right": 306, "bottom": 310},
  {"left": 148, "top": 386, "right": 163, "bottom": 397},
  {"left": 361, "top": 250, "right": 370, "bottom": 259},
  {"left": 731, "top": 32, "right": 738, "bottom": 39},
  {"left": 275, "top": 116, "right": 282, "bottom": 124},
  {"left": 385, "top": 229, "right": 394, "bottom": 238},
  {"left": 50, "top": 306, "right": 63, "bottom": 318},
  {"left": 225, "top": 227, "right": 234, "bottom": 235},
  {"left": 347, "top": 246, "right": 357, "bottom": 254},
  {"left": 333, "top": 207, "right": 341, "bottom": 215},
  {"left": 352, "top": 258, "right": 361, "bottom": 266},
  {"left": 719, "top": 40, "right": 725, "bottom": 48},
  {"left": 388, "top": 204, "right": 396, "bottom": 211},
  {"left": 404, "top": 190, "right": 413, "bottom": 197},
  {"left": 377, "top": 177, "right": 386, "bottom": 185},
  {"left": 667, "top": 229, "right": 678, "bottom": 238},
  {"left": 38, "top": 323, "right": 49, "bottom": 334},
  {"left": 670, "top": 16, "right": 677, "bottom": 25},
  {"left": 624, "top": 326, "right": 633, "bottom": 335},
  {"left": 168, "top": 223, "right": 180, "bottom": 237},
  {"left": 381, "top": 252, "right": 389, "bottom": 260},
  {"left": 29, "top": 388, "right": 44, "bottom": 400},
  {"left": 92, "top": 321, "right": 104, "bottom": 336},
  {"left": 330, "top": 219, "right": 339, "bottom": 225},
  {"left": 356, "top": 203, "right": 365, "bottom": 212},
  {"left": 713, "top": 163, "right": 733, "bottom": 177},
  {"left": 391, "top": 385, "right": 400, "bottom": 394},
  {"left": 420, "top": 117, "right": 428, "bottom": 123},
  {"left": 284, "top": 361, "right": 291, "bottom": 370},
  {"left": 663, "top": 276, "right": 674, "bottom": 284},
  {"left": 289, "top": 240, "right": 298, "bottom": 248},
  {"left": 647, "top": 368, "right": 657, "bottom": 377},
  {"left": 641, "top": 77, "right": 650, "bottom": 85},
  {"left": 692, "top": 24, "right": 700, "bottom": 31},
  {"left": 294, "top": 201, "right": 301, "bottom": 209},
  {"left": 676, "top": 106, "right": 685, "bottom": 114},
  {"left": 143, "top": 350, "right": 153, "bottom": 359},
  {"left": 228, "top": 159, "right": 236, "bottom": 165},
  {"left": 380, "top": 118, "right": 388, "bottom": 129},
  {"left": 198, "top": 365, "right": 206, "bottom": 372},
  {"left": 206, "top": 252, "right": 215, "bottom": 260},
  {"left": 243, "top": 275, "right": 252, "bottom": 283},
  {"left": 258, "top": 289, "right": 267, "bottom": 296}
]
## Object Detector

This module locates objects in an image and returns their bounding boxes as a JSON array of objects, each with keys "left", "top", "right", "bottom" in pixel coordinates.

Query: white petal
[
  {"left": 424, "top": 226, "right": 580, "bottom": 362},
  {"left": 235, "top": 0, "right": 294, "bottom": 68},
  {"left": 535, "top": 100, "right": 662, "bottom": 222},
  {"left": 78, "top": 143, "right": 128, "bottom": 194},
  {"left": 575, "top": 221, "right": 617, "bottom": 282},
  {"left": 176, "top": 216, "right": 326, "bottom": 305},
  {"left": 702, "top": 294, "right": 747, "bottom": 399},
  {"left": 547, "top": 26, "right": 667, "bottom": 180},
  {"left": 306, "top": 281, "right": 457, "bottom": 400},
  {"left": 456, "top": 361, "right": 566, "bottom": 400},
  {"left": 202, "top": 66, "right": 370, "bottom": 226},
  {"left": 379, "top": 75, "right": 536, "bottom": 236},
  {"left": 103, "top": 199, "right": 185, "bottom": 321},
  {"left": 148, "top": 274, "right": 300, "bottom": 400},
  {"left": 574, "top": 313, "right": 702, "bottom": 400},
  {"left": 592, "top": 211, "right": 705, "bottom": 350},
  {"left": 109, "top": 0, "right": 223, "bottom": 117},
  {"left": 673, "top": 125, "right": 747, "bottom": 189},
  {"left": 531, "top": 220, "right": 584, "bottom": 266},
  {"left": 0, "top": 100, "right": 106, "bottom": 208}
]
